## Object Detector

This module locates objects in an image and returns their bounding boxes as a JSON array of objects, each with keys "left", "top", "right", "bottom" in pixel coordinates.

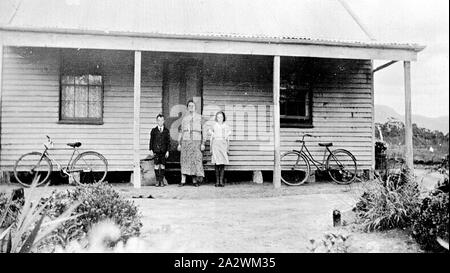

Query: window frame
[
  {"left": 58, "top": 74, "right": 105, "bottom": 125},
  {"left": 279, "top": 86, "right": 313, "bottom": 128}
]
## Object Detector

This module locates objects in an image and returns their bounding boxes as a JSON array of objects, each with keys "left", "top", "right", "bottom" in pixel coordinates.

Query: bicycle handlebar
[
  {"left": 295, "top": 134, "right": 314, "bottom": 142},
  {"left": 298, "top": 134, "right": 313, "bottom": 139}
]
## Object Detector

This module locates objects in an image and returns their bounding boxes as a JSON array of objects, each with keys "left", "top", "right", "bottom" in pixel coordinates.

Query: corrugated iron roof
[{"left": 0, "top": 0, "right": 424, "bottom": 51}]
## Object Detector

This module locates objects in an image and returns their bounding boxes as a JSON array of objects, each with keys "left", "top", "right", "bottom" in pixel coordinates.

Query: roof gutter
[{"left": 0, "top": 25, "right": 426, "bottom": 53}]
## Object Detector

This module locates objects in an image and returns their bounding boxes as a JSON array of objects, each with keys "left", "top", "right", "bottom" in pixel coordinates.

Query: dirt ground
[
  {"left": 121, "top": 181, "right": 423, "bottom": 253},
  {"left": 0, "top": 167, "right": 444, "bottom": 253},
  {"left": 128, "top": 188, "right": 420, "bottom": 253}
]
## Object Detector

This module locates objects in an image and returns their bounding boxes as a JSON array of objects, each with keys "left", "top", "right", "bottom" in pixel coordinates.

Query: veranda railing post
[
  {"left": 133, "top": 50, "right": 142, "bottom": 188},
  {"left": 404, "top": 61, "right": 414, "bottom": 174},
  {"left": 273, "top": 55, "right": 281, "bottom": 188}
]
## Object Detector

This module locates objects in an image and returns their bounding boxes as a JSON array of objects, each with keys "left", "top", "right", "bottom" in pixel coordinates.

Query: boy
[{"left": 149, "top": 114, "right": 171, "bottom": 187}]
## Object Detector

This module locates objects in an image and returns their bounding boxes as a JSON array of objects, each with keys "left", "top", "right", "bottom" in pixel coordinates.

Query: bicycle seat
[
  {"left": 67, "top": 142, "right": 82, "bottom": 148},
  {"left": 318, "top": 143, "right": 333, "bottom": 147}
]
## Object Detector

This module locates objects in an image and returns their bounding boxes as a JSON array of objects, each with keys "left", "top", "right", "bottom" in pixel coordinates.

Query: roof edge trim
[{"left": 0, "top": 25, "right": 426, "bottom": 53}]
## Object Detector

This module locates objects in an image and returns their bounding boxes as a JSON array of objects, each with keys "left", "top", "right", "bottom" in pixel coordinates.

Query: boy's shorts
[{"left": 153, "top": 152, "right": 167, "bottom": 165}]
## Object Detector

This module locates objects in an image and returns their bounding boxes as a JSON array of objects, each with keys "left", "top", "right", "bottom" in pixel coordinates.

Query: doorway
[{"left": 162, "top": 55, "right": 203, "bottom": 163}]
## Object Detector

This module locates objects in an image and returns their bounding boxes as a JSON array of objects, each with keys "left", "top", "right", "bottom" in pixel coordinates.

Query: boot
[
  {"left": 215, "top": 165, "right": 220, "bottom": 187},
  {"left": 193, "top": 176, "right": 199, "bottom": 187},
  {"left": 154, "top": 169, "right": 160, "bottom": 187},
  {"left": 160, "top": 168, "right": 166, "bottom": 187},
  {"left": 220, "top": 165, "right": 225, "bottom": 187},
  {"left": 178, "top": 175, "right": 186, "bottom": 187}
]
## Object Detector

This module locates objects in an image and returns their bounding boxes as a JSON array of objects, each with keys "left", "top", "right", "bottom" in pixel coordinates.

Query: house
[{"left": 0, "top": 0, "right": 425, "bottom": 187}]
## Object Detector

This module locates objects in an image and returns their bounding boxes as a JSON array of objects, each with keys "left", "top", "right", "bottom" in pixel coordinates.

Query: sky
[
  {"left": 1, "top": 0, "right": 447, "bottom": 118},
  {"left": 346, "top": 0, "right": 449, "bottom": 118}
]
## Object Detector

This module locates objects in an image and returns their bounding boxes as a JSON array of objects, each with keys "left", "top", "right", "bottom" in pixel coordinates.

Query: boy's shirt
[{"left": 149, "top": 125, "right": 171, "bottom": 153}]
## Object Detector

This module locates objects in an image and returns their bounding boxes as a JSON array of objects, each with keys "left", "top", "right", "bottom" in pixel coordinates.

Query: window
[
  {"left": 280, "top": 57, "right": 314, "bottom": 128},
  {"left": 280, "top": 87, "right": 312, "bottom": 127},
  {"left": 60, "top": 74, "right": 103, "bottom": 124}
]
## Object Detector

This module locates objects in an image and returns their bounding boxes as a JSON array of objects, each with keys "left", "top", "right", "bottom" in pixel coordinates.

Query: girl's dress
[{"left": 210, "top": 122, "right": 231, "bottom": 165}]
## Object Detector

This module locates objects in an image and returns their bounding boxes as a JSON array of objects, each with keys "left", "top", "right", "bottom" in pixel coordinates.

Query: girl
[{"left": 209, "top": 111, "right": 231, "bottom": 187}]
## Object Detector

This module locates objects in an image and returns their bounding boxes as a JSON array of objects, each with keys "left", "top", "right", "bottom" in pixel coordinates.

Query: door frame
[{"left": 162, "top": 54, "right": 203, "bottom": 118}]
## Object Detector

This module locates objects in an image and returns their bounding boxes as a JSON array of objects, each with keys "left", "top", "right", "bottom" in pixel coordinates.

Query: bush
[
  {"left": 375, "top": 141, "right": 388, "bottom": 155},
  {"left": 308, "top": 233, "right": 351, "bottom": 253},
  {"left": 355, "top": 165, "right": 421, "bottom": 231},
  {"left": 0, "top": 192, "right": 23, "bottom": 229},
  {"left": 412, "top": 175, "right": 449, "bottom": 252},
  {"left": 54, "top": 220, "right": 151, "bottom": 253},
  {"left": 1, "top": 177, "right": 81, "bottom": 253},
  {"left": 435, "top": 157, "right": 449, "bottom": 192},
  {"left": 44, "top": 182, "right": 142, "bottom": 247}
]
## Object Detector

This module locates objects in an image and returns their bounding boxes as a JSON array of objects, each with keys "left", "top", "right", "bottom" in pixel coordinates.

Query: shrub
[
  {"left": 44, "top": 182, "right": 142, "bottom": 247},
  {"left": 0, "top": 192, "right": 23, "bottom": 229},
  {"left": 375, "top": 141, "right": 388, "bottom": 155},
  {"left": 435, "top": 158, "right": 449, "bottom": 193},
  {"left": 412, "top": 179, "right": 449, "bottom": 252},
  {"left": 54, "top": 220, "right": 151, "bottom": 253},
  {"left": 355, "top": 165, "right": 421, "bottom": 231},
  {"left": 1, "top": 177, "right": 80, "bottom": 253},
  {"left": 308, "top": 233, "right": 351, "bottom": 253}
]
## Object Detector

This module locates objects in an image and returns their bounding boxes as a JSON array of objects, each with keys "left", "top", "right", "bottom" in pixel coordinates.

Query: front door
[{"left": 162, "top": 56, "right": 203, "bottom": 163}]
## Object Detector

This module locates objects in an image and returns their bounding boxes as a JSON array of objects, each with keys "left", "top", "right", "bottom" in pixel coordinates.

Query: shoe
[
  {"left": 155, "top": 184, "right": 160, "bottom": 187},
  {"left": 178, "top": 183, "right": 185, "bottom": 187},
  {"left": 215, "top": 183, "right": 219, "bottom": 187},
  {"left": 193, "top": 183, "right": 199, "bottom": 187}
]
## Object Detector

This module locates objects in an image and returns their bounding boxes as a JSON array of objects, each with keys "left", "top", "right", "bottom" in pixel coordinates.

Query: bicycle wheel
[
  {"left": 280, "top": 151, "right": 310, "bottom": 186},
  {"left": 13, "top": 152, "right": 52, "bottom": 187},
  {"left": 69, "top": 151, "right": 108, "bottom": 185},
  {"left": 326, "top": 149, "right": 357, "bottom": 185}
]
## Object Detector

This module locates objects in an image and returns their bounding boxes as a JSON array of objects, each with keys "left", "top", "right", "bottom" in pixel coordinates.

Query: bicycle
[
  {"left": 280, "top": 134, "right": 357, "bottom": 186},
  {"left": 13, "top": 135, "right": 108, "bottom": 187}
]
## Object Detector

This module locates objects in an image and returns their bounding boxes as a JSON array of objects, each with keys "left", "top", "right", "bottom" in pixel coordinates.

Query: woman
[
  {"left": 209, "top": 111, "right": 231, "bottom": 187},
  {"left": 177, "top": 100, "right": 205, "bottom": 187}
]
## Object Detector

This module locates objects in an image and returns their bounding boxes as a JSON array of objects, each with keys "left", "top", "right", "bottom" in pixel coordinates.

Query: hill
[
  {"left": 375, "top": 119, "right": 449, "bottom": 164},
  {"left": 375, "top": 104, "right": 449, "bottom": 134}
]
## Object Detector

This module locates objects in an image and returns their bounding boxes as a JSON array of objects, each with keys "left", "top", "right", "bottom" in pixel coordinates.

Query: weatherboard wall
[
  {"left": 202, "top": 55, "right": 374, "bottom": 171},
  {"left": 0, "top": 46, "right": 373, "bottom": 173},
  {"left": 0, "top": 47, "right": 162, "bottom": 171}
]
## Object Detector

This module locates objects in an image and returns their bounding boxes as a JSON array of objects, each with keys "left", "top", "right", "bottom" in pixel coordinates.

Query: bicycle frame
[
  {"left": 38, "top": 144, "right": 82, "bottom": 173},
  {"left": 293, "top": 136, "right": 336, "bottom": 171},
  {"left": 282, "top": 134, "right": 357, "bottom": 185},
  {"left": 15, "top": 136, "right": 108, "bottom": 187}
]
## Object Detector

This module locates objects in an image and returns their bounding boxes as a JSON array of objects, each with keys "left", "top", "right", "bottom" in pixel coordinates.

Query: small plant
[
  {"left": 411, "top": 184, "right": 449, "bottom": 252},
  {"left": 437, "top": 237, "right": 449, "bottom": 250},
  {"left": 54, "top": 220, "right": 151, "bottom": 253},
  {"left": 0, "top": 192, "right": 23, "bottom": 229},
  {"left": 0, "top": 176, "right": 81, "bottom": 253},
  {"left": 44, "top": 182, "right": 142, "bottom": 249},
  {"left": 434, "top": 158, "right": 449, "bottom": 193},
  {"left": 375, "top": 141, "right": 388, "bottom": 155},
  {"left": 308, "top": 233, "right": 351, "bottom": 253},
  {"left": 355, "top": 163, "right": 421, "bottom": 231}
]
